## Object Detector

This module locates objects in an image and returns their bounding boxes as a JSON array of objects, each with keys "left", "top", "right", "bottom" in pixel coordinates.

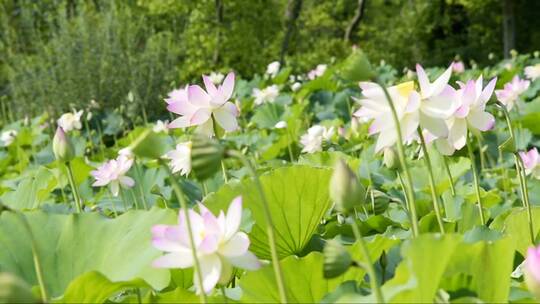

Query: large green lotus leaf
[
  {"left": 56, "top": 271, "right": 149, "bottom": 303},
  {"left": 441, "top": 235, "right": 515, "bottom": 303},
  {"left": 203, "top": 165, "right": 332, "bottom": 259},
  {"left": 145, "top": 287, "right": 229, "bottom": 303},
  {"left": 240, "top": 252, "right": 363, "bottom": 303},
  {"left": 0, "top": 208, "right": 176, "bottom": 297},
  {"left": 496, "top": 206, "right": 540, "bottom": 255},
  {"left": 0, "top": 167, "right": 57, "bottom": 210},
  {"left": 348, "top": 234, "right": 400, "bottom": 263}
]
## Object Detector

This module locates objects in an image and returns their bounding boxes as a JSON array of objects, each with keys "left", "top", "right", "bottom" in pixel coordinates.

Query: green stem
[
  {"left": 442, "top": 157, "right": 456, "bottom": 196},
  {"left": 349, "top": 217, "right": 384, "bottom": 303},
  {"left": 163, "top": 162, "right": 207, "bottom": 303},
  {"left": 134, "top": 161, "right": 149, "bottom": 210},
  {"left": 417, "top": 129, "right": 445, "bottom": 234},
  {"left": 66, "top": 161, "right": 83, "bottom": 213},
  {"left": 377, "top": 81, "right": 419, "bottom": 237},
  {"left": 119, "top": 188, "right": 129, "bottom": 212},
  {"left": 515, "top": 154, "right": 535, "bottom": 244},
  {"left": 227, "top": 150, "right": 288, "bottom": 303},
  {"left": 220, "top": 286, "right": 228, "bottom": 303},
  {"left": 466, "top": 133, "right": 486, "bottom": 225},
  {"left": 500, "top": 104, "right": 534, "bottom": 243},
  {"left": 211, "top": 115, "right": 229, "bottom": 183},
  {"left": 17, "top": 213, "right": 48, "bottom": 302}
]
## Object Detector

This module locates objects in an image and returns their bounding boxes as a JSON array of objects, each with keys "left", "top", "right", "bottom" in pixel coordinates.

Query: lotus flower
[
  {"left": 152, "top": 196, "right": 260, "bottom": 294},
  {"left": 57, "top": 110, "right": 83, "bottom": 132},
  {"left": 452, "top": 61, "right": 465, "bottom": 73},
  {"left": 495, "top": 76, "right": 530, "bottom": 111},
  {"left": 354, "top": 81, "right": 421, "bottom": 152},
  {"left": 519, "top": 148, "right": 540, "bottom": 179},
  {"left": 434, "top": 76, "right": 496, "bottom": 155},
  {"left": 525, "top": 64, "right": 540, "bottom": 81},
  {"left": 308, "top": 64, "right": 327, "bottom": 80},
  {"left": 252, "top": 85, "right": 279, "bottom": 105},
  {"left": 415, "top": 64, "right": 459, "bottom": 137},
  {"left": 91, "top": 155, "right": 135, "bottom": 196},
  {"left": 0, "top": 130, "right": 17, "bottom": 147},
  {"left": 300, "top": 125, "right": 334, "bottom": 153},
  {"left": 166, "top": 72, "right": 239, "bottom": 136},
  {"left": 266, "top": 61, "right": 281, "bottom": 78},
  {"left": 164, "top": 142, "right": 192, "bottom": 176},
  {"left": 525, "top": 245, "right": 540, "bottom": 298},
  {"left": 153, "top": 120, "right": 169, "bottom": 133}
]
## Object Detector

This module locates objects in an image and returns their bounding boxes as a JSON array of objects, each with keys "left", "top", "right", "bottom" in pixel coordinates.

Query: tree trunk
[
  {"left": 280, "top": 0, "right": 303, "bottom": 65},
  {"left": 344, "top": 0, "right": 366, "bottom": 43},
  {"left": 502, "top": 0, "right": 515, "bottom": 58},
  {"left": 213, "top": 0, "right": 224, "bottom": 64}
]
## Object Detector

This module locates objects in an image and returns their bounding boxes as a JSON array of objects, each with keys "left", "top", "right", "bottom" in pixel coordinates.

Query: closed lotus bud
[
  {"left": 330, "top": 159, "right": 366, "bottom": 213},
  {"left": 525, "top": 246, "right": 540, "bottom": 299},
  {"left": 323, "top": 240, "right": 352, "bottom": 278},
  {"left": 383, "top": 147, "right": 398, "bottom": 169},
  {"left": 53, "top": 127, "right": 75, "bottom": 162},
  {"left": 190, "top": 135, "right": 225, "bottom": 180}
]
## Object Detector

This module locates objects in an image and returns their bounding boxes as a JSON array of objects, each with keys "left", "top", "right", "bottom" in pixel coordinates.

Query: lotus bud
[
  {"left": 323, "top": 240, "right": 352, "bottom": 278},
  {"left": 190, "top": 134, "right": 225, "bottom": 180},
  {"left": 330, "top": 159, "right": 366, "bottom": 213},
  {"left": 383, "top": 147, "right": 398, "bottom": 169},
  {"left": 339, "top": 49, "right": 375, "bottom": 82},
  {"left": 53, "top": 127, "right": 75, "bottom": 162},
  {"left": 525, "top": 245, "right": 540, "bottom": 299}
]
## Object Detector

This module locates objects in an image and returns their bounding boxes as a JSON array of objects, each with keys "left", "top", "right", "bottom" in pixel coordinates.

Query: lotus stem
[
  {"left": 163, "top": 162, "right": 207, "bottom": 303},
  {"left": 377, "top": 80, "right": 419, "bottom": 237},
  {"left": 66, "top": 161, "right": 83, "bottom": 213},
  {"left": 417, "top": 128, "right": 445, "bottom": 234},
  {"left": 442, "top": 156, "right": 456, "bottom": 196},
  {"left": 227, "top": 150, "right": 288, "bottom": 303},
  {"left": 466, "top": 133, "right": 486, "bottom": 225},
  {"left": 349, "top": 217, "right": 384, "bottom": 303}
]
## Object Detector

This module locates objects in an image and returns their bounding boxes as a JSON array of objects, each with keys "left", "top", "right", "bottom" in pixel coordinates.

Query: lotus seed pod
[
  {"left": 53, "top": 127, "right": 75, "bottom": 162},
  {"left": 329, "top": 159, "right": 366, "bottom": 213},
  {"left": 323, "top": 239, "right": 352, "bottom": 278}
]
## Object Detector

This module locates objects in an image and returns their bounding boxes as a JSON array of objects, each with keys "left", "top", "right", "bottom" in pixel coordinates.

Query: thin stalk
[
  {"left": 134, "top": 161, "right": 149, "bottom": 210},
  {"left": 17, "top": 213, "right": 48, "bottom": 302},
  {"left": 163, "top": 163, "right": 207, "bottom": 303},
  {"left": 500, "top": 104, "right": 534, "bottom": 243},
  {"left": 466, "top": 134, "right": 486, "bottom": 225},
  {"left": 417, "top": 129, "right": 445, "bottom": 234},
  {"left": 119, "top": 188, "right": 129, "bottom": 212},
  {"left": 349, "top": 217, "right": 384, "bottom": 303},
  {"left": 397, "top": 171, "right": 410, "bottom": 213},
  {"left": 515, "top": 155, "right": 535, "bottom": 244},
  {"left": 377, "top": 81, "right": 419, "bottom": 237},
  {"left": 220, "top": 286, "right": 228, "bottom": 303},
  {"left": 442, "top": 157, "right": 456, "bottom": 196},
  {"left": 66, "top": 161, "right": 83, "bottom": 213},
  {"left": 227, "top": 150, "right": 288, "bottom": 303},
  {"left": 285, "top": 129, "right": 295, "bottom": 162}
]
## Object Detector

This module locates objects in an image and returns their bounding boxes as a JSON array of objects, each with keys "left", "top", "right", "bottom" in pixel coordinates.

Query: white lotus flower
[
  {"left": 152, "top": 197, "right": 260, "bottom": 294},
  {"left": 164, "top": 142, "right": 192, "bottom": 176},
  {"left": 525, "top": 64, "right": 540, "bottom": 81},
  {"left": 153, "top": 120, "right": 169, "bottom": 133},
  {"left": 274, "top": 121, "right": 287, "bottom": 129},
  {"left": 1, "top": 130, "right": 17, "bottom": 147},
  {"left": 300, "top": 125, "right": 334, "bottom": 153},
  {"left": 57, "top": 110, "right": 83, "bottom": 132},
  {"left": 252, "top": 85, "right": 279, "bottom": 105},
  {"left": 354, "top": 81, "right": 421, "bottom": 152},
  {"left": 208, "top": 72, "right": 225, "bottom": 85},
  {"left": 266, "top": 61, "right": 281, "bottom": 78},
  {"left": 307, "top": 64, "right": 327, "bottom": 80},
  {"left": 291, "top": 82, "right": 301, "bottom": 92},
  {"left": 416, "top": 64, "right": 458, "bottom": 137}
]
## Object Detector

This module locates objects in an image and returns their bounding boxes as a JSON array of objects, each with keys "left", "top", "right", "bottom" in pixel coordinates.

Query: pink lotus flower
[
  {"left": 519, "top": 148, "right": 540, "bottom": 179},
  {"left": 91, "top": 155, "right": 135, "bottom": 196},
  {"left": 525, "top": 245, "right": 540, "bottom": 298},
  {"left": 152, "top": 196, "right": 260, "bottom": 294},
  {"left": 435, "top": 76, "right": 496, "bottom": 155},
  {"left": 452, "top": 61, "right": 465, "bottom": 73},
  {"left": 166, "top": 72, "right": 239, "bottom": 136},
  {"left": 495, "top": 76, "right": 530, "bottom": 111}
]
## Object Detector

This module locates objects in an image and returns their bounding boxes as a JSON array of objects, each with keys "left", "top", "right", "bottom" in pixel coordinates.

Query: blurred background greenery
[{"left": 1, "top": 0, "right": 539, "bottom": 118}]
